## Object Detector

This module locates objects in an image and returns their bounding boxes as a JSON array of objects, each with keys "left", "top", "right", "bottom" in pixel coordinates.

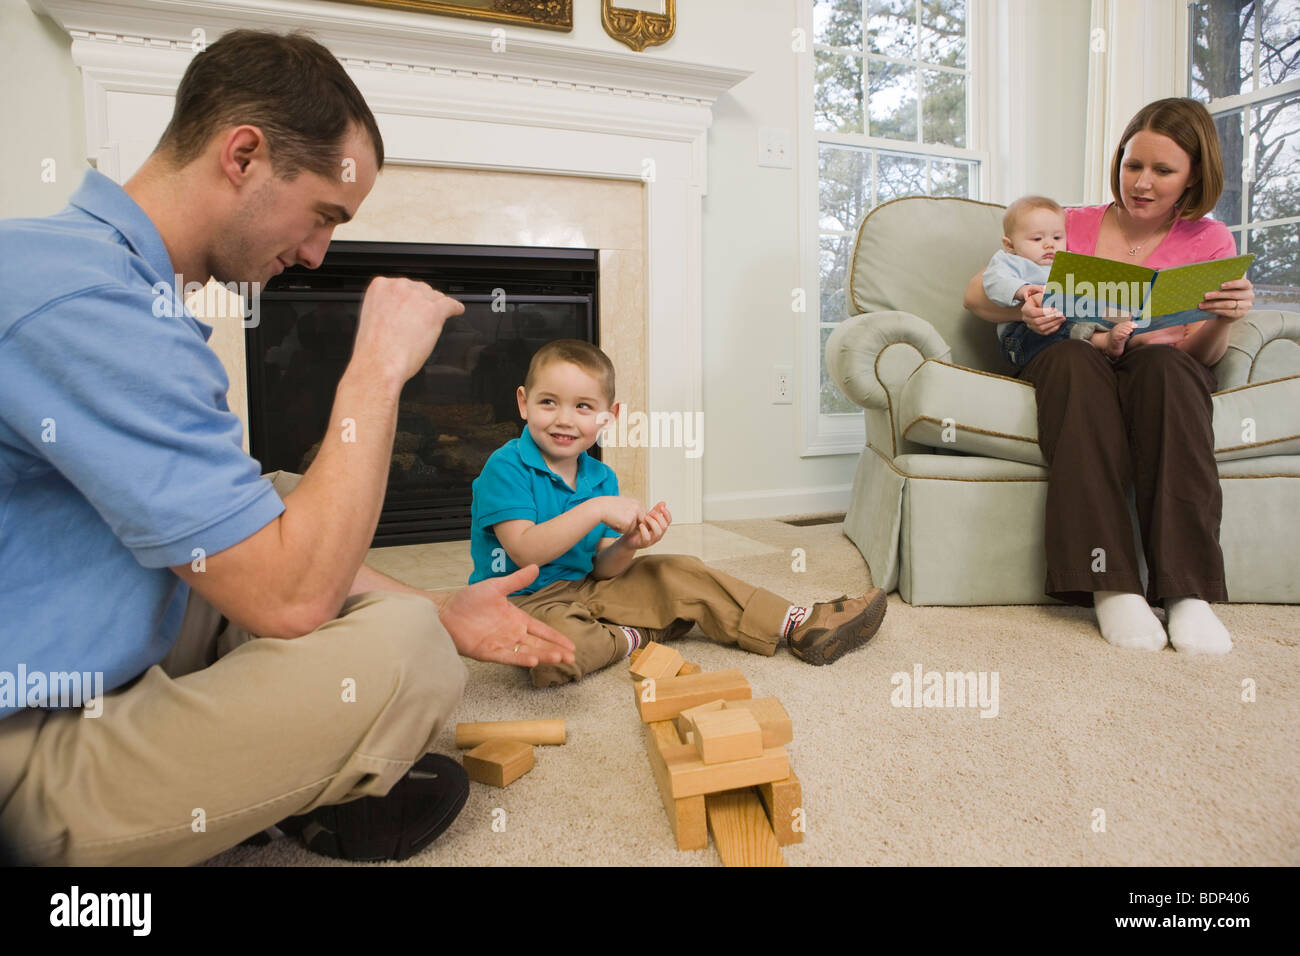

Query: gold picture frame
[
  {"left": 332, "top": 0, "right": 573, "bottom": 32},
  {"left": 601, "top": 0, "right": 676, "bottom": 52}
]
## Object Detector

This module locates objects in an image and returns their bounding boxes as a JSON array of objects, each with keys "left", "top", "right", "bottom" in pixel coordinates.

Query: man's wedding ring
[{"left": 513, "top": 643, "right": 521, "bottom": 653}]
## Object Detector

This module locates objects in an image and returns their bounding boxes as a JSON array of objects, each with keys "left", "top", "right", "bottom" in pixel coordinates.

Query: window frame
[
  {"left": 796, "top": 0, "right": 991, "bottom": 456},
  {"left": 1187, "top": 0, "right": 1300, "bottom": 255}
]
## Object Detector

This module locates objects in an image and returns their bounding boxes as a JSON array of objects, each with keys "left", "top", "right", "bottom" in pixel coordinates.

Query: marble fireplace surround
[
  {"left": 33, "top": 0, "right": 751, "bottom": 523},
  {"left": 232, "top": 166, "right": 653, "bottom": 505}
]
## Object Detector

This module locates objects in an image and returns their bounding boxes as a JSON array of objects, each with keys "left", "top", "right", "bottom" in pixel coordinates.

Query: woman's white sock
[
  {"left": 1165, "top": 597, "right": 1232, "bottom": 655},
  {"left": 1094, "top": 590, "right": 1167, "bottom": 651}
]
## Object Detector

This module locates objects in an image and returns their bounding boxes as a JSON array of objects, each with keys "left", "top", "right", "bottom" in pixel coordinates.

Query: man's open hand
[{"left": 438, "top": 565, "right": 576, "bottom": 667}]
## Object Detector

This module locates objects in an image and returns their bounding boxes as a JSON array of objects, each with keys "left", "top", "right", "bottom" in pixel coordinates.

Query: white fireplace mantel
[
  {"left": 31, "top": 0, "right": 751, "bottom": 523},
  {"left": 32, "top": 0, "right": 747, "bottom": 100}
]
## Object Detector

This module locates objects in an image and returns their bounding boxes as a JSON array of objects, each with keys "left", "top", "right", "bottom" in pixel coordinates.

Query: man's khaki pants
[{"left": 0, "top": 472, "right": 467, "bottom": 866}]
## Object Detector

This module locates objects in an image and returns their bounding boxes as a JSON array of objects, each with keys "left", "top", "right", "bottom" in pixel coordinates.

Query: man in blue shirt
[{"left": 0, "top": 29, "right": 572, "bottom": 865}]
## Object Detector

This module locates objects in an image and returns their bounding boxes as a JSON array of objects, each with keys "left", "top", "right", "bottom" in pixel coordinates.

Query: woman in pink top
[{"left": 964, "top": 97, "right": 1255, "bottom": 655}]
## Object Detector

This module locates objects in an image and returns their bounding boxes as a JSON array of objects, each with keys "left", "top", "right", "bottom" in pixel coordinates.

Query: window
[
  {"left": 801, "top": 0, "right": 981, "bottom": 449},
  {"left": 1189, "top": 0, "right": 1300, "bottom": 313}
]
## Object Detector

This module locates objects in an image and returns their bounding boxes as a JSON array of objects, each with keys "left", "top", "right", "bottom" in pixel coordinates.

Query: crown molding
[{"left": 31, "top": 0, "right": 749, "bottom": 104}]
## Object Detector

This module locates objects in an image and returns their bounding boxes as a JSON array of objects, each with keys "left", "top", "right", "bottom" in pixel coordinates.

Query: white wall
[
  {"left": 1019, "top": 0, "right": 1092, "bottom": 204},
  {"left": 0, "top": 0, "right": 1097, "bottom": 520},
  {"left": 0, "top": 0, "right": 86, "bottom": 217}
]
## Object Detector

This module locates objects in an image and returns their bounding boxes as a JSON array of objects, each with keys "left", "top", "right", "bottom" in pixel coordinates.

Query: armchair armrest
[
  {"left": 1212, "top": 310, "right": 1300, "bottom": 390},
  {"left": 825, "top": 310, "right": 953, "bottom": 460},
  {"left": 825, "top": 310, "right": 952, "bottom": 411}
]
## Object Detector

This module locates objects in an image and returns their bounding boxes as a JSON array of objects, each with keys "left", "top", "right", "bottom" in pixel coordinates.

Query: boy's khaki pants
[
  {"left": 508, "top": 553, "right": 794, "bottom": 682},
  {"left": 0, "top": 471, "right": 467, "bottom": 866}
]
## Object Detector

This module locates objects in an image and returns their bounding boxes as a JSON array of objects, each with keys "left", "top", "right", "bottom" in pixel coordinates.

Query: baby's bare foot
[{"left": 1106, "top": 322, "right": 1133, "bottom": 358}]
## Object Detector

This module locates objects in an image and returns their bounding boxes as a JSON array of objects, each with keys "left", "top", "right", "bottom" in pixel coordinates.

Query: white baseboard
[{"left": 702, "top": 483, "right": 852, "bottom": 522}]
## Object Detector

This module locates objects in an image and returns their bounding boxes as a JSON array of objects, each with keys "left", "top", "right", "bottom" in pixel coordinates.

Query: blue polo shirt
[
  {"left": 0, "top": 169, "right": 285, "bottom": 720},
  {"left": 469, "top": 427, "right": 621, "bottom": 595}
]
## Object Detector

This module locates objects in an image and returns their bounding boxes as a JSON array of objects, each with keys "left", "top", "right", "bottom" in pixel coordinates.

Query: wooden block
[
  {"left": 725, "top": 697, "right": 793, "bottom": 749},
  {"left": 462, "top": 739, "right": 534, "bottom": 788},
  {"left": 455, "top": 719, "right": 565, "bottom": 748},
  {"left": 758, "top": 771, "right": 804, "bottom": 846},
  {"left": 665, "top": 745, "right": 789, "bottom": 799},
  {"left": 631, "top": 649, "right": 698, "bottom": 680},
  {"left": 628, "top": 642, "right": 684, "bottom": 681},
  {"left": 635, "top": 669, "right": 752, "bottom": 723},
  {"left": 674, "top": 698, "right": 726, "bottom": 739},
  {"left": 692, "top": 708, "right": 763, "bottom": 765},
  {"left": 705, "top": 789, "right": 786, "bottom": 867},
  {"left": 644, "top": 720, "right": 707, "bottom": 851}
]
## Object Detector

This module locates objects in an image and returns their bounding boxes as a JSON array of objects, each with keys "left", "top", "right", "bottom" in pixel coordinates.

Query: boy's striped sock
[
  {"left": 619, "top": 626, "right": 643, "bottom": 658},
  {"left": 780, "top": 605, "right": 811, "bottom": 640}
]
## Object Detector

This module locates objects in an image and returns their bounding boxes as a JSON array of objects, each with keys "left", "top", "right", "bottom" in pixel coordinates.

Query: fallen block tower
[{"left": 629, "top": 645, "right": 803, "bottom": 866}]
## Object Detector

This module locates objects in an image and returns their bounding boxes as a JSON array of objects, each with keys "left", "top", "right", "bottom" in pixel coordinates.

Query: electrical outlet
[
  {"left": 773, "top": 365, "right": 793, "bottom": 404},
  {"left": 758, "top": 127, "right": 793, "bottom": 168}
]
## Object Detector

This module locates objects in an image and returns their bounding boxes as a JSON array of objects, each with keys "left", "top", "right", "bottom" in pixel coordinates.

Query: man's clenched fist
[{"left": 351, "top": 276, "right": 465, "bottom": 385}]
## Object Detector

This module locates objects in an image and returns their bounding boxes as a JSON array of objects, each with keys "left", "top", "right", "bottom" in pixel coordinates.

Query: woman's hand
[
  {"left": 1198, "top": 277, "right": 1255, "bottom": 323},
  {"left": 1020, "top": 285, "right": 1066, "bottom": 335}
]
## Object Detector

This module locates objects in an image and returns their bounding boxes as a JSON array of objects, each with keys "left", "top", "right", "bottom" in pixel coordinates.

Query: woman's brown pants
[{"left": 1019, "top": 339, "right": 1227, "bottom": 607}]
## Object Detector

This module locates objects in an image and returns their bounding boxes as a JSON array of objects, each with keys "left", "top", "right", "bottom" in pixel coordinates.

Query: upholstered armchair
[{"left": 825, "top": 196, "right": 1300, "bottom": 605}]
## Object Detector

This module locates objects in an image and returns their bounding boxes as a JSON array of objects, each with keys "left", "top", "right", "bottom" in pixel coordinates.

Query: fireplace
[{"left": 246, "top": 242, "right": 599, "bottom": 545}]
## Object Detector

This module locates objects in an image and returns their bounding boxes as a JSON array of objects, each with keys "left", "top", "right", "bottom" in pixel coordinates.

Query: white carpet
[{"left": 206, "top": 517, "right": 1300, "bottom": 866}]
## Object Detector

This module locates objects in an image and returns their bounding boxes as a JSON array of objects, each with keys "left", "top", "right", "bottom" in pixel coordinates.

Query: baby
[{"left": 984, "top": 195, "right": 1134, "bottom": 368}]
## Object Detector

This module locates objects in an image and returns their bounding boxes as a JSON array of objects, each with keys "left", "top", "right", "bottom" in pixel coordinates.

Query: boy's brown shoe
[{"left": 787, "top": 588, "right": 887, "bottom": 665}]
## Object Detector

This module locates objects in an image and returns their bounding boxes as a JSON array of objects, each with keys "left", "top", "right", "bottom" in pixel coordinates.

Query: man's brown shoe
[{"left": 787, "top": 588, "right": 887, "bottom": 665}]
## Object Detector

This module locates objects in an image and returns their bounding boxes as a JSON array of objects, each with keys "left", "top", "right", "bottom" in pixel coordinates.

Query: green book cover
[
  {"left": 1042, "top": 251, "right": 1254, "bottom": 332},
  {"left": 1147, "top": 254, "right": 1255, "bottom": 318}
]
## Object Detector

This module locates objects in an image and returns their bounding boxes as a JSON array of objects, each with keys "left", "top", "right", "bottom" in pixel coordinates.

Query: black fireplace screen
[{"left": 246, "top": 242, "right": 599, "bottom": 546}]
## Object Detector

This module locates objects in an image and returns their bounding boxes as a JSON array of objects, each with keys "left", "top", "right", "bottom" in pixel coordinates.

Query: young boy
[
  {"left": 469, "top": 340, "right": 888, "bottom": 687},
  {"left": 985, "top": 195, "right": 1134, "bottom": 367}
]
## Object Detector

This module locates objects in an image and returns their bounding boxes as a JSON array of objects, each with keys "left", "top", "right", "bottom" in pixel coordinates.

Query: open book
[{"left": 1041, "top": 250, "right": 1254, "bottom": 333}]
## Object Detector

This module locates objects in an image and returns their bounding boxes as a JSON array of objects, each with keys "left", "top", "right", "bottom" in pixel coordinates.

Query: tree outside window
[
  {"left": 1190, "top": 0, "right": 1300, "bottom": 313},
  {"left": 812, "top": 0, "right": 976, "bottom": 415}
]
